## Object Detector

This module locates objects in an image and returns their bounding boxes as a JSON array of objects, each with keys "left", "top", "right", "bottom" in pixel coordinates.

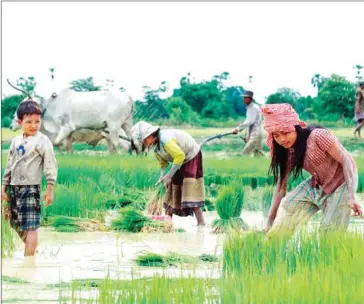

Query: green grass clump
[{"left": 212, "top": 183, "right": 248, "bottom": 233}]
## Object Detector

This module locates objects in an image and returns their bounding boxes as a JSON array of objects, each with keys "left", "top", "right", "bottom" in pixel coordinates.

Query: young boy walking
[{"left": 2, "top": 100, "right": 58, "bottom": 256}]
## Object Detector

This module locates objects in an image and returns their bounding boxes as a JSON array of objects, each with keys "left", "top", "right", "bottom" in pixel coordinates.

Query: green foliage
[
  {"left": 266, "top": 88, "right": 304, "bottom": 113},
  {"left": 1, "top": 94, "right": 24, "bottom": 121},
  {"left": 166, "top": 97, "right": 200, "bottom": 125},
  {"left": 173, "top": 72, "right": 235, "bottom": 119},
  {"left": 353, "top": 65, "right": 363, "bottom": 83},
  {"left": 16, "top": 76, "right": 36, "bottom": 94},
  {"left": 135, "top": 82, "right": 169, "bottom": 120},
  {"left": 314, "top": 74, "right": 356, "bottom": 118},
  {"left": 224, "top": 86, "right": 246, "bottom": 115},
  {"left": 311, "top": 73, "right": 328, "bottom": 92},
  {"left": 1, "top": 116, "right": 12, "bottom": 128},
  {"left": 267, "top": 74, "right": 357, "bottom": 120},
  {"left": 69, "top": 77, "right": 102, "bottom": 92}
]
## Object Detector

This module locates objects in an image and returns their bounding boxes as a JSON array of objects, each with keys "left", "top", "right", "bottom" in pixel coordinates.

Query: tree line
[{"left": 2, "top": 65, "right": 363, "bottom": 128}]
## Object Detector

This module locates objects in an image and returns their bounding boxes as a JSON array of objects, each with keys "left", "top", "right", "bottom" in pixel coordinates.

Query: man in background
[
  {"left": 354, "top": 81, "right": 364, "bottom": 138},
  {"left": 232, "top": 90, "right": 264, "bottom": 156}
]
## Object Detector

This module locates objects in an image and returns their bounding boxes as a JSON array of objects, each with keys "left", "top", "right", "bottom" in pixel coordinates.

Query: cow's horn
[{"left": 7, "top": 79, "right": 31, "bottom": 99}]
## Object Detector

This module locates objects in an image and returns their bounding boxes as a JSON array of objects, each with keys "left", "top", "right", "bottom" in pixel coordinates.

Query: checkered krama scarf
[{"left": 261, "top": 103, "right": 307, "bottom": 155}]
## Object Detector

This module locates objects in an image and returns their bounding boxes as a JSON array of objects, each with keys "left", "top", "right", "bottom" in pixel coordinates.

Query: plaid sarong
[
  {"left": 267, "top": 178, "right": 351, "bottom": 237},
  {"left": 9, "top": 185, "right": 41, "bottom": 231}
]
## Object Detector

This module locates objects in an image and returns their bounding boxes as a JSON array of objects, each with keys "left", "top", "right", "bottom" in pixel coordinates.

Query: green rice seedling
[
  {"left": 242, "top": 186, "right": 262, "bottom": 211},
  {"left": 135, "top": 251, "right": 196, "bottom": 267},
  {"left": 111, "top": 208, "right": 152, "bottom": 232},
  {"left": 1, "top": 216, "right": 19, "bottom": 258},
  {"left": 50, "top": 216, "right": 81, "bottom": 232},
  {"left": 62, "top": 230, "right": 364, "bottom": 303},
  {"left": 202, "top": 199, "right": 215, "bottom": 212},
  {"left": 262, "top": 186, "right": 275, "bottom": 217},
  {"left": 212, "top": 183, "right": 248, "bottom": 233},
  {"left": 135, "top": 252, "right": 167, "bottom": 267},
  {"left": 113, "top": 187, "right": 147, "bottom": 210},
  {"left": 146, "top": 184, "right": 166, "bottom": 215},
  {"left": 111, "top": 208, "right": 171, "bottom": 233},
  {"left": 198, "top": 253, "right": 219, "bottom": 262}
]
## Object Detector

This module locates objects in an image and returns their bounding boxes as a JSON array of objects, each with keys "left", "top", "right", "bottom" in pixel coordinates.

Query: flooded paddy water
[{"left": 2, "top": 210, "right": 364, "bottom": 303}]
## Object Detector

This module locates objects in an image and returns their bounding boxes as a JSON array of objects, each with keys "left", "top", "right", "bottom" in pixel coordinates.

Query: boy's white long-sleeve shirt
[{"left": 2, "top": 132, "right": 58, "bottom": 186}]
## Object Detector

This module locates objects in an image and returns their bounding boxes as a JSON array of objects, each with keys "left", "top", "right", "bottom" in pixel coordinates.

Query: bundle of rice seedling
[
  {"left": 135, "top": 251, "right": 195, "bottom": 267},
  {"left": 146, "top": 184, "right": 167, "bottom": 216},
  {"left": 198, "top": 253, "right": 219, "bottom": 263},
  {"left": 111, "top": 208, "right": 151, "bottom": 232},
  {"left": 141, "top": 219, "right": 173, "bottom": 233},
  {"left": 212, "top": 183, "right": 249, "bottom": 234},
  {"left": 135, "top": 252, "right": 167, "bottom": 267},
  {"left": 111, "top": 208, "right": 173, "bottom": 233},
  {"left": 50, "top": 216, "right": 81, "bottom": 232}
]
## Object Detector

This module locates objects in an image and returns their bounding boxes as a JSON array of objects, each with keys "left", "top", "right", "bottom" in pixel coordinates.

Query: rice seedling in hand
[
  {"left": 1, "top": 215, "right": 19, "bottom": 258},
  {"left": 212, "top": 183, "right": 249, "bottom": 233},
  {"left": 146, "top": 184, "right": 166, "bottom": 216}
]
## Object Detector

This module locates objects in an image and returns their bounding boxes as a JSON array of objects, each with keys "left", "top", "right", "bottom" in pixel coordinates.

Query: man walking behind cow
[
  {"left": 232, "top": 90, "right": 264, "bottom": 156},
  {"left": 353, "top": 81, "right": 364, "bottom": 138}
]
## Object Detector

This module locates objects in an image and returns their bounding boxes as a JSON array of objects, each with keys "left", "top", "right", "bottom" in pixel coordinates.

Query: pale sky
[{"left": 2, "top": 2, "right": 364, "bottom": 103}]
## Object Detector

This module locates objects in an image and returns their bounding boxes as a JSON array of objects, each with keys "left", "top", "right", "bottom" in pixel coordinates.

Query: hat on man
[{"left": 243, "top": 90, "right": 254, "bottom": 98}]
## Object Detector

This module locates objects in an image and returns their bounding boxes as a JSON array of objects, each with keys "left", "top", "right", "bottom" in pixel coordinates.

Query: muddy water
[
  {"left": 2, "top": 210, "right": 364, "bottom": 303},
  {"left": 1, "top": 211, "right": 263, "bottom": 303}
]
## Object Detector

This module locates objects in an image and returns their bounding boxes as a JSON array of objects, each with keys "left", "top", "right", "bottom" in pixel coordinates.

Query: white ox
[{"left": 10, "top": 89, "right": 133, "bottom": 153}]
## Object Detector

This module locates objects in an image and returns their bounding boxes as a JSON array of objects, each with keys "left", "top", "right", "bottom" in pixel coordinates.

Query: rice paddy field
[{"left": 1, "top": 126, "right": 364, "bottom": 303}]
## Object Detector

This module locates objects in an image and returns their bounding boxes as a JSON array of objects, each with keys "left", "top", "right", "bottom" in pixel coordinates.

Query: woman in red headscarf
[{"left": 261, "top": 103, "right": 362, "bottom": 236}]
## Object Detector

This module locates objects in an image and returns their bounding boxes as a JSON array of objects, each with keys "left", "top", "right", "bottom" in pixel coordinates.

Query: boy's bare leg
[
  {"left": 193, "top": 207, "right": 205, "bottom": 226},
  {"left": 24, "top": 230, "right": 38, "bottom": 256}
]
